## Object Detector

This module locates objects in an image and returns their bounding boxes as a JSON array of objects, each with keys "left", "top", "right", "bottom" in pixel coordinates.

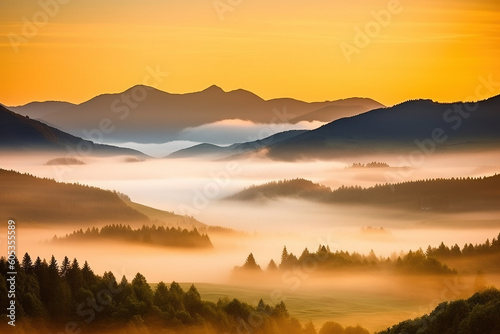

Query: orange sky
[{"left": 0, "top": 0, "right": 499, "bottom": 106}]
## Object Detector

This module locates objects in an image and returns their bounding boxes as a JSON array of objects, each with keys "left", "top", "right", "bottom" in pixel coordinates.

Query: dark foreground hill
[
  {"left": 0, "top": 254, "right": 370, "bottom": 334},
  {"left": 267, "top": 95, "right": 500, "bottom": 160},
  {"left": 378, "top": 288, "right": 500, "bottom": 334},
  {"left": 0, "top": 104, "right": 144, "bottom": 156}
]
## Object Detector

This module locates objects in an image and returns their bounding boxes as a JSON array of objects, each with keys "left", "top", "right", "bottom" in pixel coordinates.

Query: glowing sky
[{"left": 1, "top": 0, "right": 499, "bottom": 106}]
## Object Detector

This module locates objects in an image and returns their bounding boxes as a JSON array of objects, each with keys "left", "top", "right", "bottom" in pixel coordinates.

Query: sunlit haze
[{"left": 1, "top": 0, "right": 499, "bottom": 106}]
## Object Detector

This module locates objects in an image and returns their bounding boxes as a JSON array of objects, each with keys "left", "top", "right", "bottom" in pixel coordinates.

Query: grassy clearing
[{"left": 176, "top": 282, "right": 421, "bottom": 333}]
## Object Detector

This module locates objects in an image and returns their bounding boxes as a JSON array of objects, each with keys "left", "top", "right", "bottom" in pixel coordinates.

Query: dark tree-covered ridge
[
  {"left": 0, "top": 254, "right": 369, "bottom": 334},
  {"left": 228, "top": 174, "right": 500, "bottom": 211},
  {"left": 52, "top": 224, "right": 213, "bottom": 248},
  {"left": 235, "top": 244, "right": 457, "bottom": 275},
  {"left": 0, "top": 168, "right": 148, "bottom": 223}
]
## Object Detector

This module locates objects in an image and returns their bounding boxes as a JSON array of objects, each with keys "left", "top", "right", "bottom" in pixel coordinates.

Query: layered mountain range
[
  {"left": 9, "top": 85, "right": 383, "bottom": 143},
  {"left": 3, "top": 87, "right": 499, "bottom": 160}
]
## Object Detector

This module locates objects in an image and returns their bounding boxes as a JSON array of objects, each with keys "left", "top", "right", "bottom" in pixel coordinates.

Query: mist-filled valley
[
  {"left": 3, "top": 0, "right": 500, "bottom": 332},
  {"left": 2, "top": 148, "right": 500, "bottom": 333}
]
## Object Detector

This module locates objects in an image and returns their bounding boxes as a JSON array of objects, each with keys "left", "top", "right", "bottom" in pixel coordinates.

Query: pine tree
[
  {"left": 243, "top": 253, "right": 261, "bottom": 270},
  {"left": 304, "top": 321, "right": 317, "bottom": 334},
  {"left": 273, "top": 301, "right": 289, "bottom": 318},
  {"left": 60, "top": 256, "right": 71, "bottom": 277},
  {"left": 82, "top": 261, "right": 96, "bottom": 287},
  {"left": 299, "top": 248, "right": 310, "bottom": 261},
  {"left": 153, "top": 281, "right": 170, "bottom": 311},
  {"left": 49, "top": 255, "right": 59, "bottom": 274},
  {"left": 66, "top": 258, "right": 84, "bottom": 296},
  {"left": 267, "top": 259, "right": 278, "bottom": 271},
  {"left": 281, "top": 246, "right": 288, "bottom": 267},
  {"left": 22, "top": 252, "right": 33, "bottom": 275}
]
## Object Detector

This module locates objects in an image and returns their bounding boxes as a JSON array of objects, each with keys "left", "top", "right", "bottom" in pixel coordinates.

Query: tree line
[
  {"left": 0, "top": 254, "right": 368, "bottom": 334},
  {"left": 425, "top": 233, "right": 500, "bottom": 258},
  {"left": 52, "top": 224, "right": 213, "bottom": 248},
  {"left": 347, "top": 162, "right": 390, "bottom": 168},
  {"left": 228, "top": 174, "right": 500, "bottom": 211},
  {"left": 236, "top": 244, "right": 456, "bottom": 275}
]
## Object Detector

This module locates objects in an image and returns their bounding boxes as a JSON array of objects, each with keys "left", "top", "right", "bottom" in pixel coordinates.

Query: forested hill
[
  {"left": 227, "top": 174, "right": 500, "bottom": 211},
  {"left": 0, "top": 254, "right": 370, "bottom": 334},
  {"left": 52, "top": 224, "right": 213, "bottom": 248},
  {"left": 378, "top": 288, "right": 500, "bottom": 334},
  {"left": 0, "top": 169, "right": 203, "bottom": 228},
  {"left": 0, "top": 169, "right": 147, "bottom": 223}
]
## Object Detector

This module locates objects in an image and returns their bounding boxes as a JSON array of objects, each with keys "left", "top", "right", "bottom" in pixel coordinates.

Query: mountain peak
[{"left": 202, "top": 85, "right": 225, "bottom": 93}]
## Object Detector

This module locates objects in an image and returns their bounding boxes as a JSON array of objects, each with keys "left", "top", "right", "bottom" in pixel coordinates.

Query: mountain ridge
[
  {"left": 227, "top": 174, "right": 500, "bottom": 212},
  {"left": 168, "top": 129, "right": 308, "bottom": 159},
  {"left": 0, "top": 104, "right": 146, "bottom": 156},
  {"left": 7, "top": 85, "right": 384, "bottom": 143},
  {"left": 267, "top": 94, "right": 500, "bottom": 160}
]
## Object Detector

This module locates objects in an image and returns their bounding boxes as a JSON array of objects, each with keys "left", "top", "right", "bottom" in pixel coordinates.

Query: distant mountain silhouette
[
  {"left": 290, "top": 98, "right": 383, "bottom": 122},
  {"left": 169, "top": 143, "right": 231, "bottom": 159},
  {"left": 9, "top": 101, "right": 75, "bottom": 120},
  {"left": 227, "top": 174, "right": 500, "bottom": 212},
  {"left": 168, "top": 130, "right": 307, "bottom": 159},
  {"left": 0, "top": 104, "right": 145, "bottom": 156},
  {"left": 267, "top": 95, "right": 500, "bottom": 160},
  {"left": 8, "top": 85, "right": 383, "bottom": 142}
]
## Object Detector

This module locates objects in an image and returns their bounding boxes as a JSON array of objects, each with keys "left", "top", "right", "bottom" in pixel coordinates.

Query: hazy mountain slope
[
  {"left": 168, "top": 143, "right": 232, "bottom": 159},
  {"left": 168, "top": 130, "right": 308, "bottom": 159},
  {"left": 9, "top": 85, "right": 383, "bottom": 142},
  {"left": 289, "top": 98, "right": 384, "bottom": 122},
  {"left": 231, "top": 129, "right": 308, "bottom": 152},
  {"left": 0, "top": 168, "right": 148, "bottom": 224},
  {"left": 268, "top": 95, "right": 500, "bottom": 160},
  {"left": 0, "top": 168, "right": 213, "bottom": 229},
  {"left": 0, "top": 104, "right": 145, "bottom": 156},
  {"left": 125, "top": 201, "right": 208, "bottom": 230},
  {"left": 227, "top": 174, "right": 500, "bottom": 212},
  {"left": 9, "top": 101, "right": 76, "bottom": 119}
]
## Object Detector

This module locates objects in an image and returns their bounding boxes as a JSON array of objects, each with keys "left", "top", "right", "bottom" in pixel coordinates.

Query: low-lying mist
[
  {"left": 2, "top": 150, "right": 500, "bottom": 332},
  {"left": 2, "top": 150, "right": 500, "bottom": 278}
]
